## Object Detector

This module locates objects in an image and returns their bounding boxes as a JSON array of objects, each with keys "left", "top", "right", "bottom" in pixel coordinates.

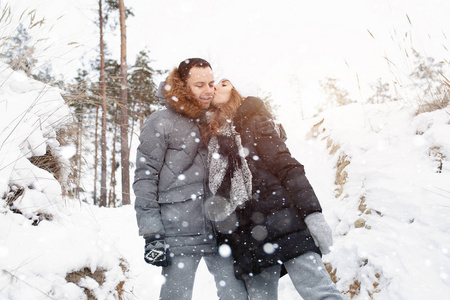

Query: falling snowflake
[
  {"left": 251, "top": 225, "right": 268, "bottom": 241},
  {"left": 240, "top": 147, "right": 250, "bottom": 157},
  {"left": 178, "top": 174, "right": 186, "bottom": 180},
  {"left": 219, "top": 244, "right": 232, "bottom": 258},
  {"left": 263, "top": 243, "right": 275, "bottom": 254}
]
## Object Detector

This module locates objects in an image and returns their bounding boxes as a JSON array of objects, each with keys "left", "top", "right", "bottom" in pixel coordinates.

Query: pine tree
[
  {"left": 128, "top": 50, "right": 160, "bottom": 133},
  {"left": 1, "top": 24, "right": 37, "bottom": 75}
]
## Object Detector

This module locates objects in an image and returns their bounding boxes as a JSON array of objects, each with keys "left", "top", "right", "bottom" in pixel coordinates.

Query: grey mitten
[
  {"left": 144, "top": 239, "right": 169, "bottom": 267},
  {"left": 304, "top": 212, "right": 333, "bottom": 255}
]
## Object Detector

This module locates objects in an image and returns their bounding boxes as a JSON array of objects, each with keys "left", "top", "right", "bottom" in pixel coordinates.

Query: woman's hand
[
  {"left": 304, "top": 212, "right": 333, "bottom": 255},
  {"left": 255, "top": 116, "right": 287, "bottom": 141}
]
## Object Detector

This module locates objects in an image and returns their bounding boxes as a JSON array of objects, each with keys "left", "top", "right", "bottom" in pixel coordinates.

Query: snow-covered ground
[
  {"left": 287, "top": 101, "right": 450, "bottom": 299},
  {"left": 1, "top": 63, "right": 449, "bottom": 299}
]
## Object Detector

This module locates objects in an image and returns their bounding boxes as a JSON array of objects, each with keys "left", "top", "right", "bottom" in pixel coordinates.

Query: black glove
[
  {"left": 256, "top": 116, "right": 287, "bottom": 141},
  {"left": 144, "top": 239, "right": 169, "bottom": 267},
  {"left": 256, "top": 116, "right": 277, "bottom": 137}
]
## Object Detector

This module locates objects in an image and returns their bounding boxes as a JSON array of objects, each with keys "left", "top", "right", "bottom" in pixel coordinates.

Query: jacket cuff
[{"left": 143, "top": 234, "right": 164, "bottom": 243}]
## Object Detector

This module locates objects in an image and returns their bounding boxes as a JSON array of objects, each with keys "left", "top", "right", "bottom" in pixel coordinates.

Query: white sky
[{"left": 3, "top": 0, "right": 450, "bottom": 118}]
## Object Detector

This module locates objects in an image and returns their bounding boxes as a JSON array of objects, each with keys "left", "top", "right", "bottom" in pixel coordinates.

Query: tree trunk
[
  {"left": 119, "top": 0, "right": 130, "bottom": 205},
  {"left": 139, "top": 94, "right": 143, "bottom": 130},
  {"left": 77, "top": 108, "right": 83, "bottom": 199},
  {"left": 108, "top": 111, "right": 118, "bottom": 208},
  {"left": 93, "top": 106, "right": 99, "bottom": 205},
  {"left": 73, "top": 109, "right": 81, "bottom": 199},
  {"left": 99, "top": 0, "right": 108, "bottom": 207},
  {"left": 129, "top": 93, "right": 137, "bottom": 150}
]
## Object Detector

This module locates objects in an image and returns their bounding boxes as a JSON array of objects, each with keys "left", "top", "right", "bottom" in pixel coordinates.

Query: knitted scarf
[{"left": 207, "top": 122, "right": 252, "bottom": 221}]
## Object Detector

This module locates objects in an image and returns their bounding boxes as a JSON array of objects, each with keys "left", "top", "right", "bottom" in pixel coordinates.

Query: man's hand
[
  {"left": 304, "top": 212, "right": 333, "bottom": 255},
  {"left": 144, "top": 239, "right": 169, "bottom": 267}
]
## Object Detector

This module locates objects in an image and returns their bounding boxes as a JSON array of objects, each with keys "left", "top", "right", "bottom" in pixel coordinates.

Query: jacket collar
[{"left": 158, "top": 68, "right": 207, "bottom": 119}]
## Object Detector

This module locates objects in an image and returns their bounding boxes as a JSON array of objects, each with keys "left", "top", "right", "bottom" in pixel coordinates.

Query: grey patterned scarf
[{"left": 207, "top": 123, "right": 252, "bottom": 222}]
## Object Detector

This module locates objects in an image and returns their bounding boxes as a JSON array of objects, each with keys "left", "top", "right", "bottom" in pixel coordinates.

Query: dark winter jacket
[
  {"left": 217, "top": 97, "right": 322, "bottom": 278},
  {"left": 133, "top": 68, "right": 216, "bottom": 256}
]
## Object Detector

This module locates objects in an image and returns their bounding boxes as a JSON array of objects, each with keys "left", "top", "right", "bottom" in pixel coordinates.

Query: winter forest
[{"left": 1, "top": 0, "right": 450, "bottom": 299}]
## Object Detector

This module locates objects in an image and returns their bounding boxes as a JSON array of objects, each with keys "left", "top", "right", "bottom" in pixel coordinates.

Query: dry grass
[
  {"left": 428, "top": 146, "right": 446, "bottom": 173},
  {"left": 324, "top": 262, "right": 338, "bottom": 284},
  {"left": 2, "top": 184, "right": 54, "bottom": 225},
  {"left": 65, "top": 259, "right": 130, "bottom": 300},
  {"left": 3, "top": 184, "right": 24, "bottom": 207},
  {"left": 364, "top": 14, "right": 450, "bottom": 117},
  {"left": 335, "top": 153, "right": 350, "bottom": 198},
  {"left": 415, "top": 92, "right": 449, "bottom": 115},
  {"left": 325, "top": 260, "right": 381, "bottom": 299},
  {"left": 65, "top": 267, "right": 106, "bottom": 300},
  {"left": 28, "top": 146, "right": 61, "bottom": 181}
]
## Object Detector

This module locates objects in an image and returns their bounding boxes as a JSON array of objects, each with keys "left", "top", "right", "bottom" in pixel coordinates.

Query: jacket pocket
[{"left": 160, "top": 197, "right": 206, "bottom": 237}]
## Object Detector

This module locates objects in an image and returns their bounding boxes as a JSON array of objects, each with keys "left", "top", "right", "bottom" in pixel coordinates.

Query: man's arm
[{"left": 133, "top": 114, "right": 169, "bottom": 239}]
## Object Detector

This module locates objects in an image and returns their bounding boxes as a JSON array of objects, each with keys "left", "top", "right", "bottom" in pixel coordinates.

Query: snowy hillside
[
  {"left": 1, "top": 61, "right": 450, "bottom": 299},
  {"left": 0, "top": 63, "right": 131, "bottom": 299},
  {"left": 287, "top": 101, "right": 450, "bottom": 299}
]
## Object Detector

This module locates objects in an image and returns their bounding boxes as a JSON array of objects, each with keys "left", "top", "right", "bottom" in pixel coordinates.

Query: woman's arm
[{"left": 250, "top": 114, "right": 322, "bottom": 218}]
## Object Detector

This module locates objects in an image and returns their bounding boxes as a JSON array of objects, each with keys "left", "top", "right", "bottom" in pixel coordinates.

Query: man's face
[{"left": 185, "top": 67, "right": 214, "bottom": 108}]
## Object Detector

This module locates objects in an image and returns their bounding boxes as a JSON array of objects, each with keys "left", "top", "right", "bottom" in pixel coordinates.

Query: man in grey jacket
[{"left": 133, "top": 58, "right": 248, "bottom": 300}]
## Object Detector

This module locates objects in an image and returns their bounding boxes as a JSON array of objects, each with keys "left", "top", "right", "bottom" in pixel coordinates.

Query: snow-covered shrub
[
  {"left": 0, "top": 62, "right": 72, "bottom": 222},
  {"left": 0, "top": 63, "right": 132, "bottom": 299}
]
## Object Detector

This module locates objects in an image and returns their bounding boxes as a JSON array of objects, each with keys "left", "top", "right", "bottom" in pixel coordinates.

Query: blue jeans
[
  {"left": 244, "top": 251, "right": 343, "bottom": 300},
  {"left": 160, "top": 253, "right": 248, "bottom": 300}
]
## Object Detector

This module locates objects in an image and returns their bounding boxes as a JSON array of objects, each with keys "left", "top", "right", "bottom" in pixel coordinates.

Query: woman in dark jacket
[{"left": 203, "top": 78, "right": 343, "bottom": 300}]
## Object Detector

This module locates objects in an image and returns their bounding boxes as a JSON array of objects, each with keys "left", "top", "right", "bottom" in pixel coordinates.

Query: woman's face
[{"left": 212, "top": 79, "right": 233, "bottom": 107}]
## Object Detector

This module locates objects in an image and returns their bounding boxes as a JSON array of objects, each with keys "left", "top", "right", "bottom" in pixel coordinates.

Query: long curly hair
[{"left": 202, "top": 87, "right": 244, "bottom": 143}]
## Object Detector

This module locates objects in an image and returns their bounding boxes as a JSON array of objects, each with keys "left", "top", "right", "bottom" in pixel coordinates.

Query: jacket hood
[{"left": 157, "top": 68, "right": 208, "bottom": 119}]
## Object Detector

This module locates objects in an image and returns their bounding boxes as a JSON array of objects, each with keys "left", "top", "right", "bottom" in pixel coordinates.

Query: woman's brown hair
[{"left": 201, "top": 85, "right": 243, "bottom": 143}]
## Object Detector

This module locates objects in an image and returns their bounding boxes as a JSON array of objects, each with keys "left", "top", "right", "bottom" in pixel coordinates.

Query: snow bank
[
  {"left": 286, "top": 101, "right": 450, "bottom": 299},
  {"left": 0, "top": 62, "right": 72, "bottom": 221},
  {"left": 0, "top": 63, "right": 131, "bottom": 299}
]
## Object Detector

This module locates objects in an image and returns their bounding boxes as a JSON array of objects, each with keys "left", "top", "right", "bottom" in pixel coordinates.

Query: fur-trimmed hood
[{"left": 156, "top": 68, "right": 207, "bottom": 119}]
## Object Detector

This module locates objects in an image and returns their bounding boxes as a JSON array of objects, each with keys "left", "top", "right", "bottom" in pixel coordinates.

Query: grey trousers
[
  {"left": 160, "top": 253, "right": 248, "bottom": 300},
  {"left": 244, "top": 251, "right": 343, "bottom": 300}
]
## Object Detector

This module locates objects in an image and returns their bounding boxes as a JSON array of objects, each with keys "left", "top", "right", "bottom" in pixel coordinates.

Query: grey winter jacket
[{"left": 133, "top": 69, "right": 216, "bottom": 255}]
